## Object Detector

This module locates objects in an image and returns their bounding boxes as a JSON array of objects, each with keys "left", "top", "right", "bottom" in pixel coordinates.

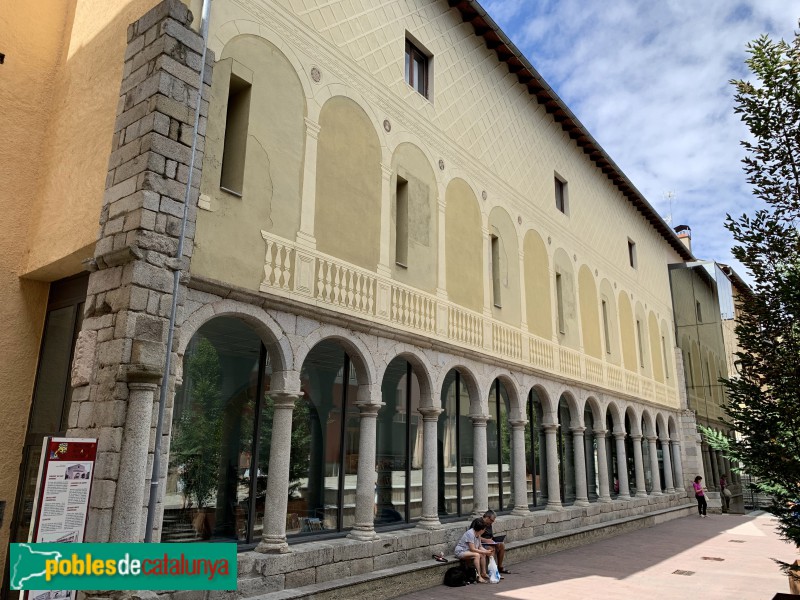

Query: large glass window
[
  {"left": 557, "top": 397, "right": 575, "bottom": 503},
  {"left": 584, "top": 408, "right": 597, "bottom": 501},
  {"left": 487, "top": 380, "right": 512, "bottom": 511},
  {"left": 292, "top": 340, "right": 360, "bottom": 534},
  {"left": 606, "top": 414, "right": 618, "bottom": 497},
  {"left": 526, "top": 389, "right": 545, "bottom": 508},
  {"left": 624, "top": 414, "right": 636, "bottom": 495},
  {"left": 375, "top": 358, "right": 422, "bottom": 525},
  {"left": 641, "top": 419, "right": 653, "bottom": 492},
  {"left": 438, "top": 370, "right": 474, "bottom": 517},
  {"left": 164, "top": 317, "right": 269, "bottom": 544}
]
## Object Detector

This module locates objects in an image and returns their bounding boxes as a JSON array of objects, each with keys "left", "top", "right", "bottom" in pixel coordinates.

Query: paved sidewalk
[{"left": 397, "top": 512, "right": 797, "bottom": 600}]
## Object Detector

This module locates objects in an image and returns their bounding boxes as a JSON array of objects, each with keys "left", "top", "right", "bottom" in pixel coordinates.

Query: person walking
[{"left": 693, "top": 475, "right": 708, "bottom": 517}]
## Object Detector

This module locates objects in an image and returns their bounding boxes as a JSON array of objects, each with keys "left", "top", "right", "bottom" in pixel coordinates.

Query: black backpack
[{"left": 443, "top": 562, "right": 478, "bottom": 587}]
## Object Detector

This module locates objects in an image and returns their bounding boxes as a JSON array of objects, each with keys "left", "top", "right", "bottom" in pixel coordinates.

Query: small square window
[
  {"left": 554, "top": 176, "right": 568, "bottom": 214},
  {"left": 627, "top": 239, "right": 637, "bottom": 269},
  {"left": 405, "top": 38, "right": 429, "bottom": 98}
]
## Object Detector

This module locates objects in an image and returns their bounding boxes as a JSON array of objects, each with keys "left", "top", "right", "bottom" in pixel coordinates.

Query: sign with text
[{"left": 26, "top": 437, "right": 97, "bottom": 600}]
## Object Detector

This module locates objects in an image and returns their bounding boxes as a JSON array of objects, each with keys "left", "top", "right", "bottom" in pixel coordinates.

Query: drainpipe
[{"left": 143, "top": 0, "right": 212, "bottom": 543}]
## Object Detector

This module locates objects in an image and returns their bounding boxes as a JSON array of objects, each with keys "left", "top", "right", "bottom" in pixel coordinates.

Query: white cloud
[{"left": 484, "top": 0, "right": 798, "bottom": 285}]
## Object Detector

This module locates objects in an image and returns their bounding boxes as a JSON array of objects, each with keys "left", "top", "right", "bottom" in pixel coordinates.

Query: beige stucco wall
[
  {"left": 553, "top": 248, "right": 579, "bottom": 349},
  {"left": 193, "top": 35, "right": 307, "bottom": 290},
  {"left": 390, "top": 143, "right": 438, "bottom": 292},
  {"left": 648, "top": 312, "right": 665, "bottom": 383},
  {"left": 314, "top": 96, "right": 382, "bottom": 272},
  {"left": 598, "top": 279, "right": 621, "bottom": 365},
  {"left": 578, "top": 265, "right": 601, "bottom": 358},
  {"left": 445, "top": 178, "right": 483, "bottom": 313},
  {"left": 618, "top": 291, "right": 636, "bottom": 372},
  {"left": 523, "top": 229, "right": 552, "bottom": 340}
]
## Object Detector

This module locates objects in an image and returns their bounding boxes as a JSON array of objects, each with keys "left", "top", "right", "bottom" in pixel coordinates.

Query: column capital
[
  {"left": 509, "top": 419, "right": 527, "bottom": 430},
  {"left": 646, "top": 435, "right": 658, "bottom": 443},
  {"left": 659, "top": 436, "right": 671, "bottom": 444},
  {"left": 355, "top": 402, "right": 383, "bottom": 416},
  {"left": 418, "top": 406, "right": 444, "bottom": 421},
  {"left": 630, "top": 433, "right": 643, "bottom": 441},
  {"left": 570, "top": 426, "right": 586, "bottom": 436},
  {"left": 470, "top": 414, "right": 489, "bottom": 426},
  {"left": 593, "top": 428, "right": 608, "bottom": 437},
  {"left": 269, "top": 393, "right": 300, "bottom": 409},
  {"left": 543, "top": 422, "right": 559, "bottom": 433},
  {"left": 613, "top": 431, "right": 626, "bottom": 441}
]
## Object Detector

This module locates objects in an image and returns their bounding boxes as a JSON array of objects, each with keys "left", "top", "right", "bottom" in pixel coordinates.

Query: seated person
[
  {"left": 481, "top": 510, "right": 509, "bottom": 574},
  {"left": 454, "top": 518, "right": 493, "bottom": 583}
]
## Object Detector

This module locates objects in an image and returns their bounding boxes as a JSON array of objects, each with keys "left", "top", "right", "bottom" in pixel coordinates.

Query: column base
[
  {"left": 510, "top": 506, "right": 530, "bottom": 516},
  {"left": 546, "top": 502, "right": 563, "bottom": 511},
  {"left": 650, "top": 491, "right": 663, "bottom": 496},
  {"left": 616, "top": 495, "right": 632, "bottom": 501},
  {"left": 635, "top": 491, "right": 648, "bottom": 498},
  {"left": 255, "top": 536, "right": 291, "bottom": 554},
  {"left": 598, "top": 496, "right": 613, "bottom": 503},
  {"left": 347, "top": 525, "right": 379, "bottom": 541},
  {"left": 665, "top": 487, "right": 676, "bottom": 494},
  {"left": 295, "top": 231, "right": 317, "bottom": 248},
  {"left": 574, "top": 500, "right": 590, "bottom": 507},
  {"left": 416, "top": 516, "right": 443, "bottom": 530},
  {"left": 376, "top": 263, "right": 392, "bottom": 278}
]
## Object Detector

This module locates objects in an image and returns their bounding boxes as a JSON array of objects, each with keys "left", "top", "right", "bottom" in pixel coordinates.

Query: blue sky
[{"left": 483, "top": 0, "right": 798, "bottom": 285}]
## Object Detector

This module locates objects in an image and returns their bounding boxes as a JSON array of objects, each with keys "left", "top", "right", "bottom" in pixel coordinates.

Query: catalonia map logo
[{"left": 10, "top": 543, "right": 237, "bottom": 591}]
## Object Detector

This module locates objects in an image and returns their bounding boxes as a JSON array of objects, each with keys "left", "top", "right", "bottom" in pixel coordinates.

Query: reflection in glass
[
  {"left": 642, "top": 419, "right": 653, "bottom": 492},
  {"left": 375, "top": 359, "right": 422, "bottom": 525},
  {"left": 437, "top": 370, "right": 474, "bottom": 516},
  {"left": 291, "top": 340, "right": 360, "bottom": 535},
  {"left": 527, "top": 390, "right": 545, "bottom": 507},
  {"left": 584, "top": 408, "right": 597, "bottom": 500},
  {"left": 557, "top": 398, "right": 575, "bottom": 503},
  {"left": 487, "top": 380, "right": 512, "bottom": 511},
  {"left": 165, "top": 317, "right": 261, "bottom": 543},
  {"left": 606, "top": 414, "right": 618, "bottom": 497}
]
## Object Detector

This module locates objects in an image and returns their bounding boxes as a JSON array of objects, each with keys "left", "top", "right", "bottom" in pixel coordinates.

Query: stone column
[
  {"left": 348, "top": 403, "right": 381, "bottom": 541},
  {"left": 64, "top": 0, "right": 211, "bottom": 543},
  {"left": 716, "top": 451, "right": 727, "bottom": 483},
  {"left": 510, "top": 419, "right": 530, "bottom": 515},
  {"left": 417, "top": 407, "right": 443, "bottom": 529},
  {"left": 572, "top": 427, "right": 590, "bottom": 506},
  {"left": 660, "top": 437, "right": 675, "bottom": 493},
  {"left": 110, "top": 375, "right": 160, "bottom": 542},
  {"left": 585, "top": 430, "right": 597, "bottom": 501},
  {"left": 701, "top": 442, "right": 713, "bottom": 487},
  {"left": 670, "top": 439, "right": 684, "bottom": 491},
  {"left": 631, "top": 434, "right": 648, "bottom": 497},
  {"left": 708, "top": 446, "right": 720, "bottom": 490},
  {"left": 377, "top": 163, "right": 393, "bottom": 277},
  {"left": 594, "top": 429, "right": 612, "bottom": 502},
  {"left": 614, "top": 432, "right": 631, "bottom": 500},
  {"left": 647, "top": 436, "right": 662, "bottom": 495},
  {"left": 296, "top": 118, "right": 321, "bottom": 247},
  {"left": 256, "top": 393, "right": 298, "bottom": 553},
  {"left": 543, "top": 423, "right": 562, "bottom": 509},
  {"left": 471, "top": 415, "right": 489, "bottom": 515}
]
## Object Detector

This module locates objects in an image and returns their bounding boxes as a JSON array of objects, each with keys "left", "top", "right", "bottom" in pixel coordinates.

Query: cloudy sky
[{"left": 483, "top": 0, "right": 798, "bottom": 285}]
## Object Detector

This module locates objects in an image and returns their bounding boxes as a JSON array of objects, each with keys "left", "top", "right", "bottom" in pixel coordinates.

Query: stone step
[{"left": 249, "top": 503, "right": 695, "bottom": 600}]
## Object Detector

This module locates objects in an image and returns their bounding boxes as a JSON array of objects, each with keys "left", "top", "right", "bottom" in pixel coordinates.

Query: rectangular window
[
  {"left": 491, "top": 235, "right": 502, "bottom": 308},
  {"left": 601, "top": 300, "right": 611, "bottom": 354},
  {"left": 696, "top": 300, "right": 703, "bottom": 323},
  {"left": 554, "top": 176, "right": 567, "bottom": 214},
  {"left": 405, "top": 38, "right": 429, "bottom": 98},
  {"left": 661, "top": 335, "right": 669, "bottom": 378},
  {"left": 395, "top": 177, "right": 409, "bottom": 267},
  {"left": 627, "top": 239, "right": 637, "bottom": 269},
  {"left": 220, "top": 73, "right": 252, "bottom": 196},
  {"left": 636, "top": 319, "right": 644, "bottom": 368},
  {"left": 555, "top": 272, "right": 565, "bottom": 334}
]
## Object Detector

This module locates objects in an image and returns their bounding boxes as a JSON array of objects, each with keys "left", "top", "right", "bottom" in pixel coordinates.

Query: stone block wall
[{"left": 66, "top": 0, "right": 212, "bottom": 544}]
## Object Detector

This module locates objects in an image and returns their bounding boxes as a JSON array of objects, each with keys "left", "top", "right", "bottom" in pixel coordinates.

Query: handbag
[
  {"left": 488, "top": 556, "right": 501, "bottom": 584},
  {"left": 723, "top": 488, "right": 732, "bottom": 498}
]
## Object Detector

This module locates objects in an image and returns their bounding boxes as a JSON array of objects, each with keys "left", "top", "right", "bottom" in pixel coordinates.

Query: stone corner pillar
[
  {"left": 347, "top": 402, "right": 382, "bottom": 541},
  {"left": 670, "top": 439, "right": 685, "bottom": 491},
  {"left": 660, "top": 436, "right": 675, "bottom": 493},
  {"left": 255, "top": 392, "right": 300, "bottom": 554},
  {"left": 509, "top": 419, "right": 530, "bottom": 516},
  {"left": 416, "top": 406, "right": 444, "bottom": 530},
  {"left": 646, "top": 436, "right": 663, "bottom": 495}
]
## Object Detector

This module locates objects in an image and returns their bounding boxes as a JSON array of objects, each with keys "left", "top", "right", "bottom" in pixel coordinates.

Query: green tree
[
  {"left": 171, "top": 337, "right": 223, "bottom": 508},
  {"left": 704, "top": 24, "right": 800, "bottom": 572}
]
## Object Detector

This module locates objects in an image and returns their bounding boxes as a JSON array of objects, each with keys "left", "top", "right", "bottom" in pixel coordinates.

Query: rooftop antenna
[{"left": 664, "top": 191, "right": 675, "bottom": 225}]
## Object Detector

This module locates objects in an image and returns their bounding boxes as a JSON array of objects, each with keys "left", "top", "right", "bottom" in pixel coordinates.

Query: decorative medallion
[
  {"left": 438, "top": 159, "right": 445, "bottom": 170},
  {"left": 383, "top": 119, "right": 391, "bottom": 133},
  {"left": 482, "top": 190, "right": 487, "bottom": 201},
  {"left": 310, "top": 66, "right": 321, "bottom": 83}
]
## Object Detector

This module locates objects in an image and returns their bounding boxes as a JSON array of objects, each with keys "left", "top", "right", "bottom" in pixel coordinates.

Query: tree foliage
[{"left": 707, "top": 24, "right": 800, "bottom": 561}]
